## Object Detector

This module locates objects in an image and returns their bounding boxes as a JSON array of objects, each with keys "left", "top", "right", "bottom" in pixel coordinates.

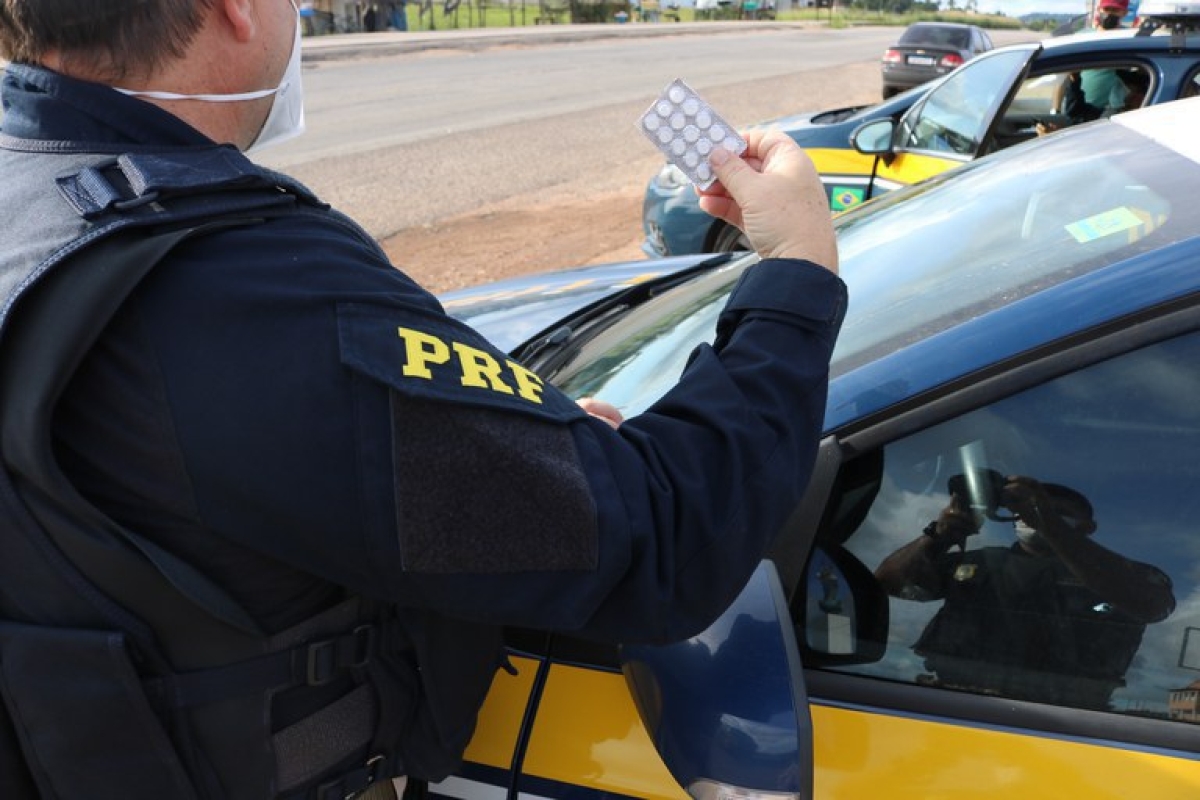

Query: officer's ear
[
  {"left": 220, "top": 0, "right": 259, "bottom": 43},
  {"left": 1076, "top": 518, "right": 1098, "bottom": 536}
]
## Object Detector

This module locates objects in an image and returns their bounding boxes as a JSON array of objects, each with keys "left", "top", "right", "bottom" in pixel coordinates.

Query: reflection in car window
[
  {"left": 821, "top": 332, "right": 1198, "bottom": 717},
  {"left": 832, "top": 122, "right": 1200, "bottom": 376},
  {"left": 901, "top": 48, "right": 1031, "bottom": 155},
  {"left": 552, "top": 270, "right": 737, "bottom": 415}
]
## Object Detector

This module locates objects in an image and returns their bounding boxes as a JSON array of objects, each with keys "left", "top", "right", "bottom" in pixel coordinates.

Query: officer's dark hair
[{"left": 0, "top": 0, "right": 215, "bottom": 79}]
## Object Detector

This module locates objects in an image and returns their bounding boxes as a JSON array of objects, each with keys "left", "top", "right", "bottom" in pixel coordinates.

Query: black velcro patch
[{"left": 391, "top": 396, "right": 599, "bottom": 574}]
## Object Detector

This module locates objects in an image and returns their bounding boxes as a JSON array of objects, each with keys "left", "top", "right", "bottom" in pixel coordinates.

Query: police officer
[
  {"left": 875, "top": 475, "right": 1175, "bottom": 710},
  {"left": 0, "top": 2, "right": 843, "bottom": 798}
]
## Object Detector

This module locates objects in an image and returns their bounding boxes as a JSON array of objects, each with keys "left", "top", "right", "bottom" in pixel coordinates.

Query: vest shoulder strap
[{"left": 0, "top": 218, "right": 270, "bottom": 642}]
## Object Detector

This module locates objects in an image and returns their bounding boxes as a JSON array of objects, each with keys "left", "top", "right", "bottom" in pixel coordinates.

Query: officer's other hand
[
  {"left": 578, "top": 397, "right": 623, "bottom": 429},
  {"left": 932, "top": 493, "right": 982, "bottom": 549},
  {"left": 1001, "top": 475, "right": 1075, "bottom": 534},
  {"left": 697, "top": 130, "right": 838, "bottom": 273},
  {"left": 1001, "top": 475, "right": 1043, "bottom": 519}
]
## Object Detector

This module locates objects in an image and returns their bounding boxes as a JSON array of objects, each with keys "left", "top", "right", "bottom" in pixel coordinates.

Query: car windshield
[
  {"left": 551, "top": 119, "right": 1200, "bottom": 417},
  {"left": 831, "top": 120, "right": 1200, "bottom": 373}
]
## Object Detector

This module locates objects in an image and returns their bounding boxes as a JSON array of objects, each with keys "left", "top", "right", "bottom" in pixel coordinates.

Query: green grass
[{"left": 370, "top": 3, "right": 1025, "bottom": 33}]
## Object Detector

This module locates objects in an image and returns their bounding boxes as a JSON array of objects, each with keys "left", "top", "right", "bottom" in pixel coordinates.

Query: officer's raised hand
[
  {"left": 697, "top": 130, "right": 838, "bottom": 272},
  {"left": 928, "top": 491, "right": 983, "bottom": 551}
]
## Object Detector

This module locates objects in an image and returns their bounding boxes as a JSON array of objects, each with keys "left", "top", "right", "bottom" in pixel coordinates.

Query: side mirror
[
  {"left": 620, "top": 561, "right": 812, "bottom": 800},
  {"left": 850, "top": 118, "right": 896, "bottom": 156},
  {"left": 794, "top": 544, "right": 888, "bottom": 667}
]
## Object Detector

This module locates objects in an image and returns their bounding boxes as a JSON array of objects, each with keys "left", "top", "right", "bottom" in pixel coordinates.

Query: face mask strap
[
  {"left": 113, "top": 2, "right": 300, "bottom": 104},
  {"left": 112, "top": 87, "right": 278, "bottom": 103}
]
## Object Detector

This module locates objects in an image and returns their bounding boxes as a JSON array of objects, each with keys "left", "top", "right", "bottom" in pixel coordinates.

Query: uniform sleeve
[
  {"left": 371, "top": 259, "right": 847, "bottom": 643},
  {"left": 152, "top": 218, "right": 844, "bottom": 645}
]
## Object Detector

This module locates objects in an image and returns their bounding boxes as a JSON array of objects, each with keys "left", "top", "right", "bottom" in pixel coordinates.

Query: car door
[
  {"left": 791, "top": 310, "right": 1200, "bottom": 798},
  {"left": 447, "top": 306, "right": 1200, "bottom": 800},
  {"left": 443, "top": 630, "right": 683, "bottom": 800},
  {"left": 872, "top": 46, "right": 1038, "bottom": 194}
]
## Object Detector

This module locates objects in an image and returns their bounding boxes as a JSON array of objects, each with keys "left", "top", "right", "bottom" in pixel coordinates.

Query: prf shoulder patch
[{"left": 337, "top": 301, "right": 584, "bottom": 422}]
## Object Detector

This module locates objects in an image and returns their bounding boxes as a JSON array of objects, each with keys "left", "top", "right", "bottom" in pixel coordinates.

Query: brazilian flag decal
[{"left": 831, "top": 186, "right": 865, "bottom": 211}]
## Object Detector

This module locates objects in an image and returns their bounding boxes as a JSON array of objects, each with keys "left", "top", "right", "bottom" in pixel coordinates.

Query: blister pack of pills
[{"left": 637, "top": 79, "right": 746, "bottom": 190}]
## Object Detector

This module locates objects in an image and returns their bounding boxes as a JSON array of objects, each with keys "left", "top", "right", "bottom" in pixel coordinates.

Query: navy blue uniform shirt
[{"left": 3, "top": 64, "right": 847, "bottom": 642}]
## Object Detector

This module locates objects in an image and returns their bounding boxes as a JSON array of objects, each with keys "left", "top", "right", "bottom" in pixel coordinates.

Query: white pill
[{"left": 637, "top": 78, "right": 745, "bottom": 190}]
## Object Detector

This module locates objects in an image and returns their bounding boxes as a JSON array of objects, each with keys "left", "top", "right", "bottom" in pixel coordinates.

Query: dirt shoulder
[
  {"left": 379, "top": 189, "right": 648, "bottom": 295},
  {"left": 379, "top": 61, "right": 883, "bottom": 295}
]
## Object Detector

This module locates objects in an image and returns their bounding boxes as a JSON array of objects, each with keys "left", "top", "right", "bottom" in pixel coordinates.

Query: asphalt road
[{"left": 257, "top": 22, "right": 1040, "bottom": 243}]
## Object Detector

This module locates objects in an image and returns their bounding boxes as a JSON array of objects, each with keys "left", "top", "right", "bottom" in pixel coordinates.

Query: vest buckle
[{"left": 305, "top": 624, "right": 377, "bottom": 686}]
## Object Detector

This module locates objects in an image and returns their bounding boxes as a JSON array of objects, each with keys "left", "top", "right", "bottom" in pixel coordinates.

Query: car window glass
[
  {"left": 1182, "top": 67, "right": 1200, "bottom": 99},
  {"left": 832, "top": 123, "right": 1200, "bottom": 376},
  {"left": 901, "top": 25, "right": 969, "bottom": 49},
  {"left": 988, "top": 64, "right": 1152, "bottom": 153},
  {"left": 813, "top": 331, "right": 1199, "bottom": 718},
  {"left": 900, "top": 48, "right": 1032, "bottom": 155}
]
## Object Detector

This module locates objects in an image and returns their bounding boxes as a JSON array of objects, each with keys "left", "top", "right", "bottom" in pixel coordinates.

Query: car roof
[
  {"left": 1113, "top": 87, "right": 1200, "bottom": 159},
  {"left": 1021, "top": 22, "right": 1200, "bottom": 57}
]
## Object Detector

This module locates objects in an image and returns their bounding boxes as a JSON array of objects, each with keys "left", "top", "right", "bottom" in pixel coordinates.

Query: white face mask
[
  {"left": 114, "top": 3, "right": 305, "bottom": 153},
  {"left": 1013, "top": 520, "right": 1042, "bottom": 548}
]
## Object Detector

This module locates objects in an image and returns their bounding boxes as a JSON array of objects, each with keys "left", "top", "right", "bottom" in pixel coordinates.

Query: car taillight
[
  {"left": 883, "top": 49, "right": 903, "bottom": 64},
  {"left": 940, "top": 53, "right": 964, "bottom": 68}
]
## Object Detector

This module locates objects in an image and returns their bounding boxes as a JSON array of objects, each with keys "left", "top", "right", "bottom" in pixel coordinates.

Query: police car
[
  {"left": 443, "top": 93, "right": 1200, "bottom": 800},
  {"left": 641, "top": 4, "right": 1200, "bottom": 257}
]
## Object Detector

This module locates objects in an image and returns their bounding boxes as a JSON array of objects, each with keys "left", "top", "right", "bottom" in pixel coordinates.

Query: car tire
[
  {"left": 882, "top": 85, "right": 899, "bottom": 100},
  {"left": 711, "top": 223, "right": 751, "bottom": 253}
]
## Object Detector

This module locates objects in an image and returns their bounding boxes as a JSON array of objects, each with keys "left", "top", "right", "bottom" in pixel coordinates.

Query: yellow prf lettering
[
  {"left": 452, "top": 342, "right": 515, "bottom": 395},
  {"left": 395, "top": 326, "right": 547, "bottom": 406},
  {"left": 508, "top": 361, "right": 546, "bottom": 404},
  {"left": 397, "top": 327, "right": 450, "bottom": 380}
]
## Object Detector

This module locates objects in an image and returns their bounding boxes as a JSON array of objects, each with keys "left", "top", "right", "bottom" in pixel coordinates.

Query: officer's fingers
[
  {"left": 1003, "top": 476, "right": 1043, "bottom": 504},
  {"left": 696, "top": 192, "right": 742, "bottom": 229},
  {"left": 578, "top": 397, "right": 623, "bottom": 429}
]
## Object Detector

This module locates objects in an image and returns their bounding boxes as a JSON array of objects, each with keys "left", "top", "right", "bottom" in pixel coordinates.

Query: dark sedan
[{"left": 881, "top": 21, "right": 995, "bottom": 98}]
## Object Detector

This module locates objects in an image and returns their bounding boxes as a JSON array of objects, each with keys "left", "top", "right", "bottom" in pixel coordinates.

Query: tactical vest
[{"left": 0, "top": 144, "right": 503, "bottom": 799}]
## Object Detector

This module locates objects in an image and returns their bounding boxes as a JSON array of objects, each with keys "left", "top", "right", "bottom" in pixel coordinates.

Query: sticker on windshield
[
  {"left": 637, "top": 79, "right": 746, "bottom": 190},
  {"left": 1065, "top": 207, "right": 1144, "bottom": 244}
]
